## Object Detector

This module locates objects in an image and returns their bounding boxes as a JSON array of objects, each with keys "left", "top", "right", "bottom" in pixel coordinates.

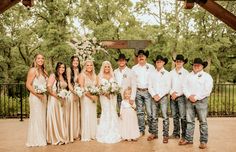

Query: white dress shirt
[
  {"left": 114, "top": 66, "right": 136, "bottom": 100},
  {"left": 183, "top": 70, "right": 213, "bottom": 101},
  {"left": 132, "top": 63, "right": 155, "bottom": 89},
  {"left": 170, "top": 67, "right": 189, "bottom": 96},
  {"left": 148, "top": 67, "right": 171, "bottom": 98}
]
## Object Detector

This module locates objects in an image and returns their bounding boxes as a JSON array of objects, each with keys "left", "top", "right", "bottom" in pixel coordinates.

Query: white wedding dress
[{"left": 96, "top": 78, "right": 121, "bottom": 144}]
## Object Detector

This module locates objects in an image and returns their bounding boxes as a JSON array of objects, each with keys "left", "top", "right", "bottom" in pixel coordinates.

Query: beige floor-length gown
[
  {"left": 66, "top": 74, "right": 80, "bottom": 142},
  {"left": 47, "top": 76, "right": 69, "bottom": 145},
  {"left": 80, "top": 73, "right": 97, "bottom": 141},
  {"left": 26, "top": 75, "right": 47, "bottom": 147}
]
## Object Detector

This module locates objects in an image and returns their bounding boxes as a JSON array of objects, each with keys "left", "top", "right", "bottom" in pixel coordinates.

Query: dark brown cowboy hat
[
  {"left": 172, "top": 54, "right": 188, "bottom": 64},
  {"left": 153, "top": 55, "right": 168, "bottom": 65},
  {"left": 115, "top": 53, "right": 130, "bottom": 62},
  {"left": 191, "top": 58, "right": 208, "bottom": 68},
  {"left": 135, "top": 50, "right": 149, "bottom": 58}
]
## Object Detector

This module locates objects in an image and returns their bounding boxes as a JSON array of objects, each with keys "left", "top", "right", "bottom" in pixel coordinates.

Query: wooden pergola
[{"left": 179, "top": 0, "right": 236, "bottom": 30}]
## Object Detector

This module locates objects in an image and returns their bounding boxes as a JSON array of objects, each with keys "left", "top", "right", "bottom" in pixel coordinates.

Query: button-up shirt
[
  {"left": 183, "top": 70, "right": 213, "bottom": 101},
  {"left": 170, "top": 67, "right": 189, "bottom": 96},
  {"left": 148, "top": 67, "right": 171, "bottom": 98},
  {"left": 114, "top": 66, "right": 136, "bottom": 100},
  {"left": 132, "top": 63, "right": 155, "bottom": 89}
]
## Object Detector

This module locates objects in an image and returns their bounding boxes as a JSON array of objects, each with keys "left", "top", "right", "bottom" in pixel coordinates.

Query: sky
[{"left": 74, "top": 0, "right": 177, "bottom": 35}]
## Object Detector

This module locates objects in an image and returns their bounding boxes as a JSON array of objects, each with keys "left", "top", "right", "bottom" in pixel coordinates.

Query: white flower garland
[{"left": 69, "top": 37, "right": 107, "bottom": 65}]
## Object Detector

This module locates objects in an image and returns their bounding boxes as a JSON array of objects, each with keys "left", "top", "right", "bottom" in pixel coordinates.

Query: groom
[
  {"left": 114, "top": 53, "right": 136, "bottom": 112},
  {"left": 132, "top": 50, "right": 155, "bottom": 137}
]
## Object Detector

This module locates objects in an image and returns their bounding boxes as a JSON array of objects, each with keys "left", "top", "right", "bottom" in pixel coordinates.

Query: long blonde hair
[
  {"left": 98, "top": 61, "right": 114, "bottom": 79},
  {"left": 31, "top": 53, "right": 48, "bottom": 78},
  {"left": 81, "top": 60, "right": 97, "bottom": 80}
]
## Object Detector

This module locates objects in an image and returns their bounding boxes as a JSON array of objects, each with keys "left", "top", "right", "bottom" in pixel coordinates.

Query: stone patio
[{"left": 0, "top": 118, "right": 236, "bottom": 152}]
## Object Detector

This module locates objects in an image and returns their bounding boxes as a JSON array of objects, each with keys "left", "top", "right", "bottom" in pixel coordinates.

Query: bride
[{"left": 96, "top": 61, "right": 121, "bottom": 144}]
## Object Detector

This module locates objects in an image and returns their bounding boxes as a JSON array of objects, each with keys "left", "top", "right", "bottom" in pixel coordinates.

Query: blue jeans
[
  {"left": 151, "top": 96, "right": 169, "bottom": 137},
  {"left": 135, "top": 90, "right": 153, "bottom": 133},
  {"left": 185, "top": 98, "right": 208, "bottom": 143},
  {"left": 170, "top": 96, "right": 187, "bottom": 138}
]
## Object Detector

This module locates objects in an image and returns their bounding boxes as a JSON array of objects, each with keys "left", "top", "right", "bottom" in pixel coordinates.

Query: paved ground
[{"left": 0, "top": 118, "right": 236, "bottom": 152}]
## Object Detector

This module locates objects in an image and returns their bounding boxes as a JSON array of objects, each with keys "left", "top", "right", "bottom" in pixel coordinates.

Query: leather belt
[{"left": 137, "top": 88, "right": 148, "bottom": 91}]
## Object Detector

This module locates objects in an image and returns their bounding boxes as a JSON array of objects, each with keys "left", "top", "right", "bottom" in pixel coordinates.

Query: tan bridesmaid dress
[
  {"left": 46, "top": 74, "right": 69, "bottom": 145},
  {"left": 26, "top": 74, "right": 47, "bottom": 147},
  {"left": 66, "top": 73, "right": 80, "bottom": 142},
  {"left": 80, "top": 73, "right": 97, "bottom": 141}
]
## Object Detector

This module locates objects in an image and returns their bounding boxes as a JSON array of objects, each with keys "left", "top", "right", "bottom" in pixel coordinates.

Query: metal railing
[{"left": 0, "top": 83, "right": 235, "bottom": 120}]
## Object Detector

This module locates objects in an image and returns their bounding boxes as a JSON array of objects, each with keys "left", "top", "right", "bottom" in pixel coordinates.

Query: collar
[
  {"left": 156, "top": 67, "right": 165, "bottom": 73},
  {"left": 119, "top": 66, "right": 127, "bottom": 73},
  {"left": 175, "top": 67, "right": 184, "bottom": 75}
]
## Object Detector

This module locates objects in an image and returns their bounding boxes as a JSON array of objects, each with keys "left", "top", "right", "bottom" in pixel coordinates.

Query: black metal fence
[{"left": 0, "top": 83, "right": 235, "bottom": 120}]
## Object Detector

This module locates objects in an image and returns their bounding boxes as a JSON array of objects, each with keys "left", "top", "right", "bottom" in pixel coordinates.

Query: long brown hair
[{"left": 31, "top": 53, "right": 48, "bottom": 78}]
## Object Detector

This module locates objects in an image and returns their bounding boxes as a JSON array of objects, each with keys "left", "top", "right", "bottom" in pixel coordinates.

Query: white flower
[
  {"left": 92, "top": 37, "right": 97, "bottom": 43},
  {"left": 57, "top": 89, "right": 69, "bottom": 99},
  {"left": 85, "top": 86, "right": 99, "bottom": 96},
  {"left": 34, "top": 84, "right": 47, "bottom": 94},
  {"left": 109, "top": 81, "right": 121, "bottom": 95},
  {"left": 74, "top": 86, "right": 84, "bottom": 97}
]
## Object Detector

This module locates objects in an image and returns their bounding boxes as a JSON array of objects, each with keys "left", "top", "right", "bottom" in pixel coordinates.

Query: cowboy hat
[
  {"left": 191, "top": 58, "right": 208, "bottom": 68},
  {"left": 153, "top": 55, "right": 168, "bottom": 65},
  {"left": 115, "top": 53, "right": 130, "bottom": 62},
  {"left": 172, "top": 54, "right": 188, "bottom": 64}
]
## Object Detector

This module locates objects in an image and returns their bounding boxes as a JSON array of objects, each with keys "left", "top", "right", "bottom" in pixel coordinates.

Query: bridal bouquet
[
  {"left": 85, "top": 85, "right": 100, "bottom": 96},
  {"left": 109, "top": 81, "right": 121, "bottom": 95},
  {"left": 74, "top": 85, "right": 84, "bottom": 97},
  {"left": 34, "top": 84, "right": 47, "bottom": 94},
  {"left": 57, "top": 89, "right": 69, "bottom": 107},
  {"left": 99, "top": 80, "right": 111, "bottom": 94},
  {"left": 99, "top": 80, "right": 121, "bottom": 95}
]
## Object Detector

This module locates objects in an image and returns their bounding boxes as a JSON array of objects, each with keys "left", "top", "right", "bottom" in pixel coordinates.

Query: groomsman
[
  {"left": 148, "top": 55, "right": 171, "bottom": 143},
  {"left": 132, "top": 50, "right": 155, "bottom": 137},
  {"left": 169, "top": 54, "right": 189, "bottom": 140},
  {"left": 179, "top": 58, "right": 213, "bottom": 149},
  {"left": 114, "top": 53, "right": 135, "bottom": 111}
]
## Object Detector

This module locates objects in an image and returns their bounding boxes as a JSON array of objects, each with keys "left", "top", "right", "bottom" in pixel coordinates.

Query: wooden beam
[
  {"left": 196, "top": 0, "right": 236, "bottom": 30},
  {"left": 101, "top": 40, "right": 151, "bottom": 50},
  {"left": 0, "top": 0, "right": 20, "bottom": 14}
]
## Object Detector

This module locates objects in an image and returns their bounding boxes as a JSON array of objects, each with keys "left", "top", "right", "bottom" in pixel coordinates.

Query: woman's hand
[{"left": 36, "top": 93, "right": 45, "bottom": 101}]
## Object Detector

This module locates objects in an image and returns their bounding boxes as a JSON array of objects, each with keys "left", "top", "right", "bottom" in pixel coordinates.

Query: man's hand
[
  {"left": 189, "top": 95, "right": 196, "bottom": 103},
  {"left": 153, "top": 94, "right": 160, "bottom": 102},
  {"left": 171, "top": 92, "right": 178, "bottom": 100}
]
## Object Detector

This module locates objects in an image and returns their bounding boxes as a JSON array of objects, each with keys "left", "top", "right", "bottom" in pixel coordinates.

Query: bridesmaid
[
  {"left": 66, "top": 56, "right": 82, "bottom": 142},
  {"left": 26, "top": 53, "right": 48, "bottom": 147},
  {"left": 78, "top": 60, "right": 98, "bottom": 141},
  {"left": 46, "top": 62, "right": 69, "bottom": 145}
]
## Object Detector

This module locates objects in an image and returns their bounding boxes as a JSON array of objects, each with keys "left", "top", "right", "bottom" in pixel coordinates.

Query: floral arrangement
[
  {"left": 74, "top": 85, "right": 84, "bottom": 97},
  {"left": 34, "top": 84, "right": 47, "bottom": 94},
  {"left": 109, "top": 81, "right": 121, "bottom": 95},
  {"left": 57, "top": 89, "right": 69, "bottom": 107},
  {"left": 99, "top": 80, "right": 111, "bottom": 94},
  {"left": 85, "top": 85, "right": 100, "bottom": 96},
  {"left": 69, "top": 37, "right": 107, "bottom": 65},
  {"left": 99, "top": 80, "right": 121, "bottom": 95}
]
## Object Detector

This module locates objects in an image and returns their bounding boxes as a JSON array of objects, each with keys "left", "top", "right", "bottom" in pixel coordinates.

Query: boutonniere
[
  {"left": 123, "top": 74, "right": 127, "bottom": 78},
  {"left": 198, "top": 74, "right": 202, "bottom": 78},
  {"left": 146, "top": 65, "right": 149, "bottom": 70},
  {"left": 161, "top": 71, "right": 165, "bottom": 75}
]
